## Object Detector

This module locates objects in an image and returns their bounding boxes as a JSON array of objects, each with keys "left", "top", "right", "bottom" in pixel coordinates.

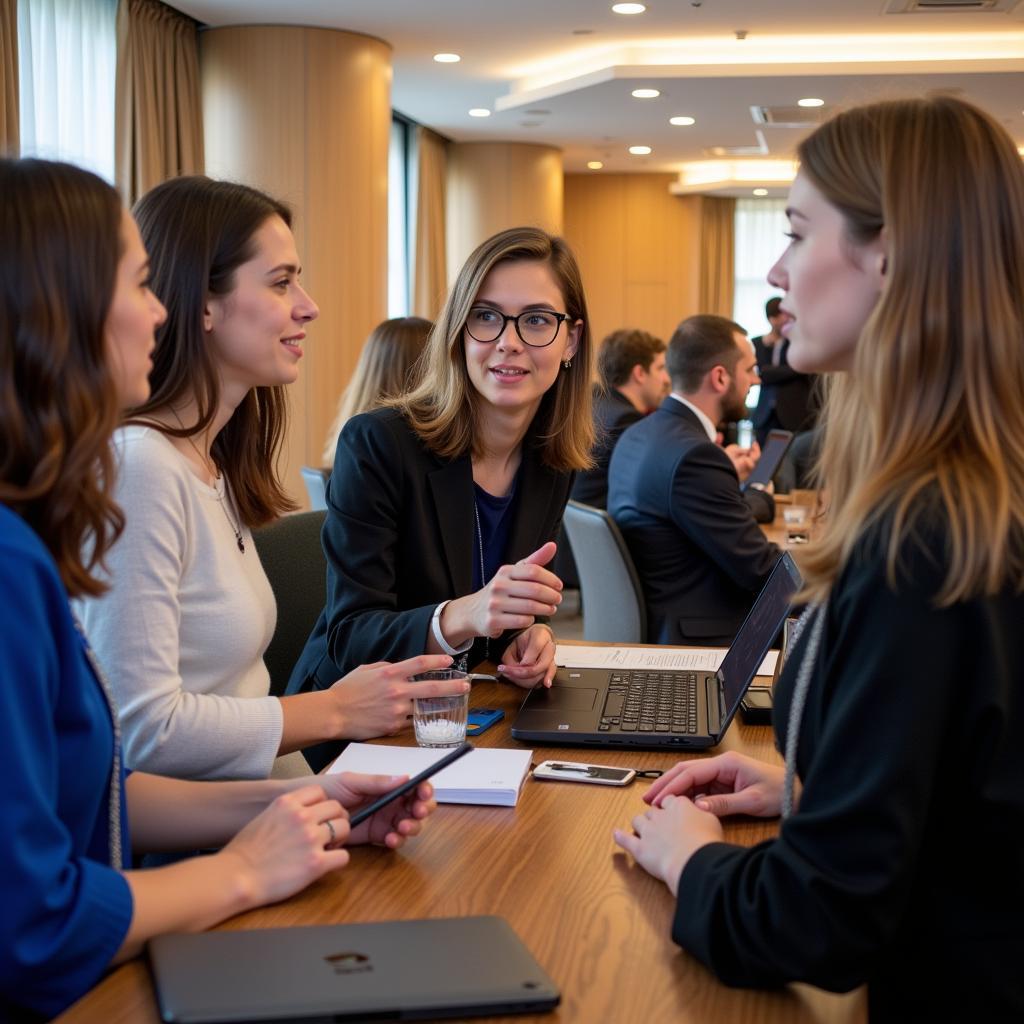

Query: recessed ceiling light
[
  {"left": 631, "top": 88, "right": 660, "bottom": 99},
  {"left": 629, "top": 145, "right": 652, "bottom": 155},
  {"left": 588, "top": 161, "right": 604, "bottom": 170},
  {"left": 797, "top": 97, "right": 825, "bottom": 108},
  {"left": 669, "top": 115, "right": 696, "bottom": 126},
  {"left": 752, "top": 188, "right": 769, "bottom": 196},
  {"left": 612, "top": 3, "right": 646, "bottom": 14},
  {"left": 468, "top": 108, "right": 491, "bottom": 118},
  {"left": 433, "top": 53, "right": 460, "bottom": 64}
]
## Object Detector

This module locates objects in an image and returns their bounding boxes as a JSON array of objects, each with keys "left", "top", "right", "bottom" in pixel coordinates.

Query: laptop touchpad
[{"left": 533, "top": 687, "right": 598, "bottom": 711}]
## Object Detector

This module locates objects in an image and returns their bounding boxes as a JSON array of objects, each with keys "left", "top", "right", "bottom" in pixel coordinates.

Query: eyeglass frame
[{"left": 463, "top": 306, "right": 574, "bottom": 348}]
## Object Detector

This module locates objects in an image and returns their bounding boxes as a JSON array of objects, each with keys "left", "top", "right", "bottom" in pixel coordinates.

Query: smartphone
[
  {"left": 348, "top": 741, "right": 472, "bottom": 827},
  {"left": 533, "top": 760, "right": 636, "bottom": 786},
  {"left": 466, "top": 707, "right": 504, "bottom": 736},
  {"left": 740, "top": 687, "right": 773, "bottom": 725}
]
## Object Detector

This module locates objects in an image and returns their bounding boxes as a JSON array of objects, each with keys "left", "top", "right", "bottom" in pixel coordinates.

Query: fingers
[
  {"left": 612, "top": 827, "right": 641, "bottom": 857},
  {"left": 405, "top": 676, "right": 471, "bottom": 699},
  {"left": 383, "top": 653, "right": 455, "bottom": 678},
  {"left": 692, "top": 789, "right": 764, "bottom": 819},
  {"left": 521, "top": 541, "right": 557, "bottom": 568},
  {"left": 337, "top": 772, "right": 409, "bottom": 799},
  {"left": 645, "top": 757, "right": 730, "bottom": 805},
  {"left": 498, "top": 626, "right": 556, "bottom": 688}
]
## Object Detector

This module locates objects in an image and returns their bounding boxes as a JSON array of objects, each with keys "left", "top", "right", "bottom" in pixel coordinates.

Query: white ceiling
[{"left": 175, "top": 0, "right": 1024, "bottom": 183}]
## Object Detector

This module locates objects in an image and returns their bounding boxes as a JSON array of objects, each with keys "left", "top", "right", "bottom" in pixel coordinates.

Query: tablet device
[
  {"left": 741, "top": 428, "right": 793, "bottom": 491},
  {"left": 149, "top": 916, "right": 560, "bottom": 1022}
]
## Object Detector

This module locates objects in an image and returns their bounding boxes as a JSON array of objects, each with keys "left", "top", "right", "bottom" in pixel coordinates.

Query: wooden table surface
[{"left": 58, "top": 671, "right": 864, "bottom": 1024}]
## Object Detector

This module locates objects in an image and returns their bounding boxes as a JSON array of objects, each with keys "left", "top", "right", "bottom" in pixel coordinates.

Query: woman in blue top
[{"left": 0, "top": 157, "right": 437, "bottom": 1021}]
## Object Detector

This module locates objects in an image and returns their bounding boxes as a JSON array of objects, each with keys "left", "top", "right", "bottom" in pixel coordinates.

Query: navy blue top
[
  {"left": 471, "top": 478, "right": 520, "bottom": 590},
  {"left": 0, "top": 505, "right": 133, "bottom": 1020}
]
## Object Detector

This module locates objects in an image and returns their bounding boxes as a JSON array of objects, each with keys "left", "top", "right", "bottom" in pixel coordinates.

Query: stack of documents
[
  {"left": 328, "top": 743, "right": 532, "bottom": 807},
  {"left": 555, "top": 643, "right": 778, "bottom": 677}
]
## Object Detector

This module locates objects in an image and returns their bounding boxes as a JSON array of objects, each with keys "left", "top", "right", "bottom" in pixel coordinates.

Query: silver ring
[{"left": 324, "top": 819, "right": 337, "bottom": 846}]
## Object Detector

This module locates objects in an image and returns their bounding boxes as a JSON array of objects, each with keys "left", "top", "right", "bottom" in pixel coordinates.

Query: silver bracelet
[{"left": 430, "top": 600, "right": 473, "bottom": 656}]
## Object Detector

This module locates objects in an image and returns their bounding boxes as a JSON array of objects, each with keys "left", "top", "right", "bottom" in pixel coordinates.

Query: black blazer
[
  {"left": 570, "top": 385, "right": 644, "bottom": 510},
  {"left": 607, "top": 397, "right": 780, "bottom": 647},
  {"left": 751, "top": 336, "right": 817, "bottom": 433},
  {"left": 287, "top": 406, "right": 572, "bottom": 703}
]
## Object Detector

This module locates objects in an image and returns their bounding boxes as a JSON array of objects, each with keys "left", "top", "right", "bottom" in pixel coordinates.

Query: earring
[{"left": 563, "top": 358, "right": 573, "bottom": 370}]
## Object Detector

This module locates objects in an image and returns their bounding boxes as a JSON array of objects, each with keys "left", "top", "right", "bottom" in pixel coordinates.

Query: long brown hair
[
  {"left": 392, "top": 226, "right": 594, "bottom": 471},
  {"left": 0, "top": 158, "right": 124, "bottom": 597},
  {"left": 797, "top": 97, "right": 1024, "bottom": 605},
  {"left": 321, "top": 316, "right": 432, "bottom": 465},
  {"left": 131, "top": 176, "right": 297, "bottom": 527}
]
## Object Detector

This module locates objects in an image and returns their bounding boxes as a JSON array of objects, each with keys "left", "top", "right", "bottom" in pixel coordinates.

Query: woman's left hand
[
  {"left": 321, "top": 772, "right": 436, "bottom": 849},
  {"left": 498, "top": 623, "right": 557, "bottom": 688},
  {"left": 613, "top": 794, "right": 724, "bottom": 896}
]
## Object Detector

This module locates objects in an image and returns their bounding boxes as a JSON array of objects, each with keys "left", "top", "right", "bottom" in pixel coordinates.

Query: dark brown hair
[
  {"left": 131, "top": 176, "right": 296, "bottom": 527},
  {"left": 0, "top": 157, "right": 124, "bottom": 597},
  {"left": 666, "top": 314, "right": 746, "bottom": 393},
  {"left": 597, "top": 328, "right": 666, "bottom": 389}
]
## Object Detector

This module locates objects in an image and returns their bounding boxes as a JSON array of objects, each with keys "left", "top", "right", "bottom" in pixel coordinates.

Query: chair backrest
[
  {"left": 252, "top": 510, "right": 327, "bottom": 696},
  {"left": 300, "top": 466, "right": 329, "bottom": 511},
  {"left": 561, "top": 500, "right": 646, "bottom": 643}
]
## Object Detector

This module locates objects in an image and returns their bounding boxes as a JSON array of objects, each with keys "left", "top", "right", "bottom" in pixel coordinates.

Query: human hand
[
  {"left": 643, "top": 751, "right": 784, "bottom": 818},
  {"left": 613, "top": 794, "right": 724, "bottom": 896},
  {"left": 219, "top": 784, "right": 350, "bottom": 907},
  {"left": 498, "top": 623, "right": 557, "bottom": 688},
  {"left": 322, "top": 771, "right": 437, "bottom": 849},
  {"left": 724, "top": 439, "right": 761, "bottom": 481},
  {"left": 329, "top": 654, "right": 465, "bottom": 740},
  {"left": 443, "top": 542, "right": 562, "bottom": 644}
]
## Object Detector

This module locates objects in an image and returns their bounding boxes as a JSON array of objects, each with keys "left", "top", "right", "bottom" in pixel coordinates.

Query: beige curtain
[
  {"left": 115, "top": 0, "right": 202, "bottom": 205},
  {"left": 412, "top": 126, "right": 448, "bottom": 320},
  {"left": 1, "top": 0, "right": 18, "bottom": 155},
  {"left": 698, "top": 196, "right": 736, "bottom": 317}
]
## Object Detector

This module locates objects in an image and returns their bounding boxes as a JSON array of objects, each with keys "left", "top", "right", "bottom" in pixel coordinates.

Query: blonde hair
[
  {"left": 321, "top": 316, "right": 431, "bottom": 464},
  {"left": 391, "top": 226, "right": 594, "bottom": 471},
  {"left": 798, "top": 96, "right": 1024, "bottom": 605}
]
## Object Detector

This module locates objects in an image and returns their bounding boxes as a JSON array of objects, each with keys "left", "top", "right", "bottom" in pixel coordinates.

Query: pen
[{"left": 466, "top": 673, "right": 498, "bottom": 682}]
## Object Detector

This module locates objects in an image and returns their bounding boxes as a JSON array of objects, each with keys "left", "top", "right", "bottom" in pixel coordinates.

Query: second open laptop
[{"left": 511, "top": 552, "right": 802, "bottom": 751}]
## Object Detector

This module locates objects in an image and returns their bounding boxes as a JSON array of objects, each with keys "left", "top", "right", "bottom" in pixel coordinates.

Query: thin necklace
[{"left": 474, "top": 499, "right": 490, "bottom": 662}]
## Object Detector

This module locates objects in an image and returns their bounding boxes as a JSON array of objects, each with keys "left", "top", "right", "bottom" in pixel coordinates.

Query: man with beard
[{"left": 608, "top": 315, "right": 780, "bottom": 647}]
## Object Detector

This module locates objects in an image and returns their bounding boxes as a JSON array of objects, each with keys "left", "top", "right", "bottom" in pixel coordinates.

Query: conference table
[{"left": 58, "top": 652, "right": 865, "bottom": 1024}]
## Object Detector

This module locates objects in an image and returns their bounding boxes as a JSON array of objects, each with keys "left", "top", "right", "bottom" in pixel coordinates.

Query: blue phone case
[{"left": 466, "top": 708, "right": 504, "bottom": 736}]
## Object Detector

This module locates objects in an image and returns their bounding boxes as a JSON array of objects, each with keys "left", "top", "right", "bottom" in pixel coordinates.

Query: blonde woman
[
  {"left": 321, "top": 316, "right": 432, "bottom": 465},
  {"left": 615, "top": 96, "right": 1024, "bottom": 1019},
  {"left": 289, "top": 227, "right": 594, "bottom": 768}
]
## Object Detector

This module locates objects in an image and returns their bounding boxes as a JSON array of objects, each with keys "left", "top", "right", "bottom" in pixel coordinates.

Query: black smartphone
[
  {"left": 348, "top": 741, "right": 473, "bottom": 828},
  {"left": 740, "top": 688, "right": 773, "bottom": 725}
]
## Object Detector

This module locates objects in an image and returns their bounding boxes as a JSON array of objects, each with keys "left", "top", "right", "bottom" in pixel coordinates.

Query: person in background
[
  {"left": 0, "top": 157, "right": 436, "bottom": 1021},
  {"left": 78, "top": 176, "right": 457, "bottom": 782},
  {"left": 288, "top": 226, "right": 594, "bottom": 770},
  {"left": 614, "top": 96, "right": 1024, "bottom": 1021},
  {"left": 608, "top": 314, "right": 779, "bottom": 647},
  {"left": 320, "top": 316, "right": 432, "bottom": 466}
]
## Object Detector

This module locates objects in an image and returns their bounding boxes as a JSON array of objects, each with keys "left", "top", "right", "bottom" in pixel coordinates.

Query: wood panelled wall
[
  {"left": 201, "top": 26, "right": 391, "bottom": 503},
  {"left": 563, "top": 173, "right": 703, "bottom": 353}
]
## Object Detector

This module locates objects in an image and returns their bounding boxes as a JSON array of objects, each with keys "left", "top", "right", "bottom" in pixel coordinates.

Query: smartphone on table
[{"left": 533, "top": 760, "right": 636, "bottom": 786}]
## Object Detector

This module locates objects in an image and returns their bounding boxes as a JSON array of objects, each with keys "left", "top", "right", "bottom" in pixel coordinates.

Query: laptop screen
[{"left": 718, "top": 552, "right": 802, "bottom": 715}]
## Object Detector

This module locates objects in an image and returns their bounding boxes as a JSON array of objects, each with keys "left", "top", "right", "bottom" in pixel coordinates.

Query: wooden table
[{"left": 58, "top": 675, "right": 865, "bottom": 1024}]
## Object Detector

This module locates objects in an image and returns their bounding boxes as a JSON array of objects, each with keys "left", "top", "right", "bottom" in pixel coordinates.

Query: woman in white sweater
[{"left": 79, "top": 177, "right": 460, "bottom": 780}]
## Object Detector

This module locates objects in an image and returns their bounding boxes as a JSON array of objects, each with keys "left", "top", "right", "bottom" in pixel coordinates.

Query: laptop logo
[
  {"left": 324, "top": 952, "right": 373, "bottom": 975},
  {"left": 558, "top": 724, "right": 570, "bottom": 730}
]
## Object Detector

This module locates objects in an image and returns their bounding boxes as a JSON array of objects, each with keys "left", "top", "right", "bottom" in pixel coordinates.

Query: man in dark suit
[
  {"left": 608, "top": 315, "right": 781, "bottom": 647},
  {"left": 571, "top": 328, "right": 669, "bottom": 509},
  {"left": 751, "top": 296, "right": 818, "bottom": 445}
]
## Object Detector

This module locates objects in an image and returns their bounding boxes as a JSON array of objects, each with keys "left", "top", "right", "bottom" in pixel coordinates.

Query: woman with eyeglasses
[{"left": 289, "top": 227, "right": 594, "bottom": 768}]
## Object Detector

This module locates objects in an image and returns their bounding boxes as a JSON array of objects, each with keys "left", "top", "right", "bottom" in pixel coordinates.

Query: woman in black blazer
[{"left": 289, "top": 227, "right": 594, "bottom": 761}]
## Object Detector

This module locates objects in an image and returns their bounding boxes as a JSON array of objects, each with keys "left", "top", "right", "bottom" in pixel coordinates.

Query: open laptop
[
  {"left": 149, "top": 916, "right": 559, "bottom": 1023},
  {"left": 512, "top": 552, "right": 801, "bottom": 751},
  {"left": 740, "top": 428, "right": 793, "bottom": 492}
]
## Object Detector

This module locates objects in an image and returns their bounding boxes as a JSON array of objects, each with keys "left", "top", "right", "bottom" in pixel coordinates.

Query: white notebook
[{"left": 327, "top": 743, "right": 533, "bottom": 807}]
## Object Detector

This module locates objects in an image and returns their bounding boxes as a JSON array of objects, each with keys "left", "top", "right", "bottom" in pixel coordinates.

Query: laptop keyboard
[{"left": 598, "top": 671, "right": 700, "bottom": 734}]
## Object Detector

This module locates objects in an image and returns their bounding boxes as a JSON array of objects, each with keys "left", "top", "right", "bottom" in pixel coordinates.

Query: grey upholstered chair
[
  {"left": 561, "top": 499, "right": 646, "bottom": 644},
  {"left": 300, "top": 466, "right": 329, "bottom": 511},
  {"left": 252, "top": 510, "right": 327, "bottom": 696}
]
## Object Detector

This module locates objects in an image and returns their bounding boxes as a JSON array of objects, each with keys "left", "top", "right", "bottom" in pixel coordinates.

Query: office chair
[
  {"left": 252, "top": 510, "right": 327, "bottom": 696},
  {"left": 561, "top": 500, "right": 647, "bottom": 643},
  {"left": 300, "top": 466, "right": 329, "bottom": 511}
]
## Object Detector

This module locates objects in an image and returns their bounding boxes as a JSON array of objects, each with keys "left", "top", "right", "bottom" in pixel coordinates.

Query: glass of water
[{"left": 410, "top": 670, "right": 469, "bottom": 748}]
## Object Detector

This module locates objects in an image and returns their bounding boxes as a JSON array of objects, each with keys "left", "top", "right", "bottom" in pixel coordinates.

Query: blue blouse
[
  {"left": 471, "top": 478, "right": 520, "bottom": 590},
  {"left": 0, "top": 505, "right": 132, "bottom": 1020}
]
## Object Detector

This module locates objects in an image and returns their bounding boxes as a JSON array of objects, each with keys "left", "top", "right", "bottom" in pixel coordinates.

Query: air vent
[
  {"left": 751, "top": 105, "right": 831, "bottom": 127},
  {"left": 884, "top": 0, "right": 1019, "bottom": 13}
]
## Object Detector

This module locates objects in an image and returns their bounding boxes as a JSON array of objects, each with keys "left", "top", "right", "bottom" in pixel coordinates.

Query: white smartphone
[{"left": 533, "top": 760, "right": 636, "bottom": 786}]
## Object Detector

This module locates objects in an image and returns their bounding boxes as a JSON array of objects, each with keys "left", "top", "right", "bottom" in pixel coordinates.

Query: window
[
  {"left": 733, "top": 198, "right": 788, "bottom": 411},
  {"left": 387, "top": 116, "right": 412, "bottom": 317},
  {"left": 17, "top": 0, "right": 117, "bottom": 182}
]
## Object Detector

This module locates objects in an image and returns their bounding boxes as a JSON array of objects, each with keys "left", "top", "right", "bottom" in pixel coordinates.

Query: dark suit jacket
[
  {"left": 752, "top": 336, "right": 817, "bottom": 433},
  {"left": 570, "top": 385, "right": 644, "bottom": 510},
  {"left": 607, "top": 397, "right": 781, "bottom": 647},
  {"left": 287, "top": 408, "right": 572, "bottom": 734}
]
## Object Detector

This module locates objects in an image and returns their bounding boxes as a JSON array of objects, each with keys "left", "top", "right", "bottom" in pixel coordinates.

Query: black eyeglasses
[{"left": 465, "top": 306, "right": 571, "bottom": 348}]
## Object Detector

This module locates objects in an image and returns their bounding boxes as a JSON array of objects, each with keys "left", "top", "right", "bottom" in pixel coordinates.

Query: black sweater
[{"left": 672, "top": 519, "right": 1024, "bottom": 1021}]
